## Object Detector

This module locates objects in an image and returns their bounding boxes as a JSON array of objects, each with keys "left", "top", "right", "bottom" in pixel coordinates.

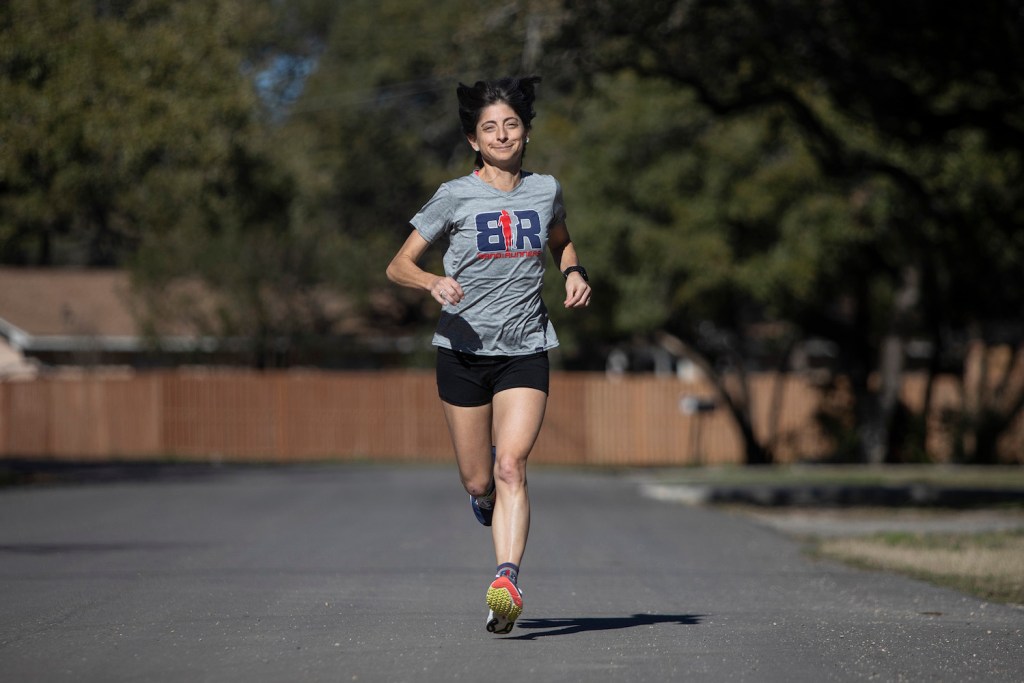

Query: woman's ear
[{"left": 466, "top": 133, "right": 479, "bottom": 152}]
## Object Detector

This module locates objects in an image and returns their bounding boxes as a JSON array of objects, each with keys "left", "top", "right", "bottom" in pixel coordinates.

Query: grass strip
[{"left": 813, "top": 529, "right": 1024, "bottom": 605}]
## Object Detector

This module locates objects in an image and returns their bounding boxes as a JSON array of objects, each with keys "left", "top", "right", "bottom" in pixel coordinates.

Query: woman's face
[{"left": 467, "top": 102, "right": 527, "bottom": 168}]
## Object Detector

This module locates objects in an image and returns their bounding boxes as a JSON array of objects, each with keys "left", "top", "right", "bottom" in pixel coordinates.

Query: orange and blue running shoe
[{"left": 485, "top": 574, "right": 523, "bottom": 634}]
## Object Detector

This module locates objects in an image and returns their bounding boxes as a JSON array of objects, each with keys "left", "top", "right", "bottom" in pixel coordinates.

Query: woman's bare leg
[
  {"left": 440, "top": 401, "right": 494, "bottom": 499},
  {"left": 489, "top": 387, "right": 547, "bottom": 569}
]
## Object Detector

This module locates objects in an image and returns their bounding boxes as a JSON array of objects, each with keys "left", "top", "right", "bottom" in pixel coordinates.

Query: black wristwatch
[{"left": 562, "top": 265, "right": 589, "bottom": 282}]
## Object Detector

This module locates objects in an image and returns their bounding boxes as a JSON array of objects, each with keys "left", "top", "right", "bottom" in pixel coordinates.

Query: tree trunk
[
  {"left": 861, "top": 265, "right": 920, "bottom": 464},
  {"left": 656, "top": 331, "right": 773, "bottom": 465}
]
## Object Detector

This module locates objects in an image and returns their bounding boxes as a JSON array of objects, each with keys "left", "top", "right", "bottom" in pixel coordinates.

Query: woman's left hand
[{"left": 564, "top": 273, "right": 591, "bottom": 308}]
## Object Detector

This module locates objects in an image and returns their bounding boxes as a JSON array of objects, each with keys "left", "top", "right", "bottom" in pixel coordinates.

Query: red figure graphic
[{"left": 499, "top": 210, "right": 514, "bottom": 252}]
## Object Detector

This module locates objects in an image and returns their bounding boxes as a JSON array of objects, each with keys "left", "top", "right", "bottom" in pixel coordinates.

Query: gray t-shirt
[{"left": 411, "top": 171, "right": 565, "bottom": 355}]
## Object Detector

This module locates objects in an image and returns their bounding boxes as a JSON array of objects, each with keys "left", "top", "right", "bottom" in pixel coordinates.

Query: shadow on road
[{"left": 506, "top": 613, "right": 704, "bottom": 640}]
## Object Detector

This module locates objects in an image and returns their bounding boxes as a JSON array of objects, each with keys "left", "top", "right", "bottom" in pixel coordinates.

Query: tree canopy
[{"left": 553, "top": 0, "right": 1024, "bottom": 463}]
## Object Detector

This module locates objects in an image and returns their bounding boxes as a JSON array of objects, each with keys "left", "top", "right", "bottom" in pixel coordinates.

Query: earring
[{"left": 526, "top": 138, "right": 530, "bottom": 143}]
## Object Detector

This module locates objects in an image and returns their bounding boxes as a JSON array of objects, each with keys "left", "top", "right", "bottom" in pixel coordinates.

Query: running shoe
[
  {"left": 486, "top": 608, "right": 515, "bottom": 635},
  {"left": 471, "top": 492, "right": 494, "bottom": 526},
  {"left": 470, "top": 446, "right": 497, "bottom": 526},
  {"left": 485, "top": 575, "right": 523, "bottom": 634}
]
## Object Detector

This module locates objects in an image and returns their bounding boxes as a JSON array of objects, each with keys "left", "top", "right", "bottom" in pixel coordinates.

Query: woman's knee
[
  {"left": 461, "top": 472, "right": 493, "bottom": 497},
  {"left": 494, "top": 451, "right": 527, "bottom": 487},
  {"left": 457, "top": 457, "right": 495, "bottom": 496}
]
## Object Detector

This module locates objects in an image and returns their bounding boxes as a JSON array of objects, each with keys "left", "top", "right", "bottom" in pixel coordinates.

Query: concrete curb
[{"left": 640, "top": 482, "right": 1024, "bottom": 508}]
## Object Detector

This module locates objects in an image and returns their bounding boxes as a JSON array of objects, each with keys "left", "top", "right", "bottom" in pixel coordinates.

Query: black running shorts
[{"left": 436, "top": 348, "right": 550, "bottom": 407}]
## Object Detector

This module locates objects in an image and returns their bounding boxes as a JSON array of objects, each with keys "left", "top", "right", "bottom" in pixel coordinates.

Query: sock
[{"left": 496, "top": 562, "right": 519, "bottom": 585}]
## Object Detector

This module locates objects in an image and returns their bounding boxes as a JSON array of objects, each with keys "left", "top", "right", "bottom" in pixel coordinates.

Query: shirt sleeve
[{"left": 410, "top": 184, "right": 453, "bottom": 244}]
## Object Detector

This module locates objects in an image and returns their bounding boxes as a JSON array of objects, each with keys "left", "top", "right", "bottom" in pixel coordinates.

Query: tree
[
  {"left": 0, "top": 0, "right": 280, "bottom": 266},
  {"left": 558, "top": 73, "right": 870, "bottom": 464},
  {"left": 555, "top": 0, "right": 1024, "bottom": 463},
  {"left": 0, "top": 0, "right": 390, "bottom": 367}
]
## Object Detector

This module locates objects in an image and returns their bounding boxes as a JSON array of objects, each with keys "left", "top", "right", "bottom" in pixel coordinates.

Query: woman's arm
[
  {"left": 386, "top": 229, "right": 464, "bottom": 306},
  {"left": 547, "top": 221, "right": 591, "bottom": 308}
]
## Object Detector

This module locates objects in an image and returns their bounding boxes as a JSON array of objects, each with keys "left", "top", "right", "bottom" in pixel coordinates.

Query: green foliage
[
  {"left": 560, "top": 72, "right": 870, "bottom": 344},
  {"left": 0, "top": 0, "right": 274, "bottom": 265},
  {"left": 555, "top": 0, "right": 1024, "bottom": 462}
]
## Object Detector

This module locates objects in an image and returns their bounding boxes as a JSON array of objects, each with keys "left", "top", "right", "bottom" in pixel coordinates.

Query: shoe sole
[
  {"left": 486, "top": 609, "right": 515, "bottom": 634},
  {"left": 485, "top": 576, "right": 522, "bottom": 633}
]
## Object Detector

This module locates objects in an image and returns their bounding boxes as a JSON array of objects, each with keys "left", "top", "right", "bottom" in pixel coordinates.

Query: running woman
[{"left": 386, "top": 76, "right": 591, "bottom": 634}]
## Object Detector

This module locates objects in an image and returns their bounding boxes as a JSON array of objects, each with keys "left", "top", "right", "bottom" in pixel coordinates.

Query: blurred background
[{"left": 1, "top": 0, "right": 1022, "bottom": 467}]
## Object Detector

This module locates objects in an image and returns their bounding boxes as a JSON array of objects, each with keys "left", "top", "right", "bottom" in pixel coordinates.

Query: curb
[{"left": 641, "top": 482, "right": 1024, "bottom": 508}]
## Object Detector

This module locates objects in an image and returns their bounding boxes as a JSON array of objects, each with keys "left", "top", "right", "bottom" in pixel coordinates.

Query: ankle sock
[{"left": 496, "top": 562, "right": 519, "bottom": 585}]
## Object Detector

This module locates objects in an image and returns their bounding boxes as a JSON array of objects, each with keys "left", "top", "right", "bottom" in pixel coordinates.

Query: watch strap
[{"left": 562, "top": 265, "right": 588, "bottom": 281}]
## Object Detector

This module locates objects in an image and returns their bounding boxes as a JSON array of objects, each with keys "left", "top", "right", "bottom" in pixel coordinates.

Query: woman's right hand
[
  {"left": 387, "top": 231, "right": 464, "bottom": 307},
  {"left": 430, "top": 276, "right": 464, "bottom": 307}
]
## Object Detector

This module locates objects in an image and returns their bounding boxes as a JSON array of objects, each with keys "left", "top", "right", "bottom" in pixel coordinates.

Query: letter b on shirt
[{"left": 475, "top": 210, "right": 542, "bottom": 252}]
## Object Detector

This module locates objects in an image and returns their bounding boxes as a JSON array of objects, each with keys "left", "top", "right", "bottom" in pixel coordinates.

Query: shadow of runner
[{"left": 505, "top": 613, "right": 704, "bottom": 640}]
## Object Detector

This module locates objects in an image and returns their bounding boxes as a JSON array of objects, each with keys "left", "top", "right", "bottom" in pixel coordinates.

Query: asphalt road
[{"left": 1, "top": 464, "right": 1021, "bottom": 682}]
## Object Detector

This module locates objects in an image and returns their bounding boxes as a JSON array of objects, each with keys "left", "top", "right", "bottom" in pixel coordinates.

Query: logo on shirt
[{"left": 475, "top": 209, "right": 543, "bottom": 260}]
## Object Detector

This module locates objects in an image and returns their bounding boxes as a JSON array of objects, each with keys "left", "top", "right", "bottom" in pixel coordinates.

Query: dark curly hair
[{"left": 456, "top": 76, "right": 541, "bottom": 168}]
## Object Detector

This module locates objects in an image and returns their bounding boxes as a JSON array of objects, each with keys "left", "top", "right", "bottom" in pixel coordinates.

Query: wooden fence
[
  {"left": 0, "top": 369, "right": 838, "bottom": 465},
  {"left": 1, "top": 369, "right": 1018, "bottom": 465}
]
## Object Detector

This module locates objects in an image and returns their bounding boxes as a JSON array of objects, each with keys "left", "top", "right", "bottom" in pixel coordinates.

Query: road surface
[{"left": 1, "top": 464, "right": 1021, "bottom": 681}]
